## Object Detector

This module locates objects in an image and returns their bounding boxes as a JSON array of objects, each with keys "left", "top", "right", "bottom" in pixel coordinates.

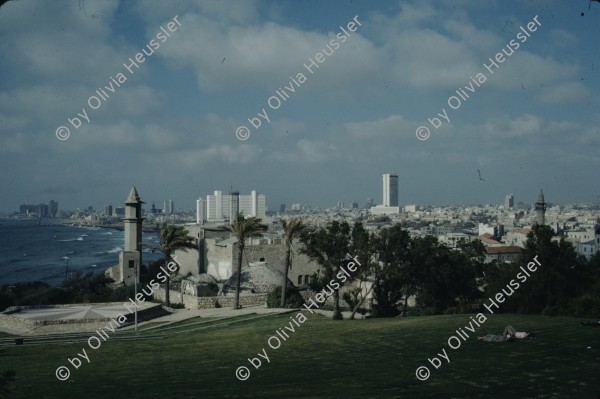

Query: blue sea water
[{"left": 0, "top": 219, "right": 162, "bottom": 286}]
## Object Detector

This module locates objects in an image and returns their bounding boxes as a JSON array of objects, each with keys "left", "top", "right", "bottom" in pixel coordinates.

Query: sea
[{"left": 0, "top": 218, "right": 163, "bottom": 286}]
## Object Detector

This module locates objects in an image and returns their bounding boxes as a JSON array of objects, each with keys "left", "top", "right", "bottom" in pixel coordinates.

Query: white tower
[{"left": 382, "top": 173, "right": 399, "bottom": 207}]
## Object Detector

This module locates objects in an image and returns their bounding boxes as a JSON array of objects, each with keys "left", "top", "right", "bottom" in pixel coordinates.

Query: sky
[{"left": 1, "top": 0, "right": 599, "bottom": 212}]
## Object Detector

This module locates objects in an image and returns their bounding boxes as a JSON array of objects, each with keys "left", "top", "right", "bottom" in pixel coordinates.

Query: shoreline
[{"left": 0, "top": 217, "right": 158, "bottom": 232}]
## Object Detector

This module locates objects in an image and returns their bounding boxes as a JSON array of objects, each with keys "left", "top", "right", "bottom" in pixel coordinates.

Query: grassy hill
[{"left": 1, "top": 312, "right": 598, "bottom": 398}]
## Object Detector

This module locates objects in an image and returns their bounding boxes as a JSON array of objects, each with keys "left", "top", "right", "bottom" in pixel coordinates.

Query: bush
[
  {"left": 267, "top": 286, "right": 305, "bottom": 308},
  {"left": 571, "top": 294, "right": 600, "bottom": 318},
  {"left": 110, "top": 284, "right": 136, "bottom": 302}
]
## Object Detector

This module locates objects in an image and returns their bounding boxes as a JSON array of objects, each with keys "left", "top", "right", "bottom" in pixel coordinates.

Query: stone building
[{"left": 173, "top": 224, "right": 320, "bottom": 287}]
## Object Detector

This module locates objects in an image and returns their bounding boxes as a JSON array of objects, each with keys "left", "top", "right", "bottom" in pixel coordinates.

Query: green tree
[
  {"left": 482, "top": 224, "right": 586, "bottom": 315},
  {"left": 228, "top": 215, "right": 268, "bottom": 309},
  {"left": 149, "top": 223, "right": 196, "bottom": 306},
  {"left": 514, "top": 224, "right": 583, "bottom": 314},
  {"left": 412, "top": 236, "right": 479, "bottom": 314},
  {"left": 371, "top": 224, "right": 411, "bottom": 317},
  {"left": 280, "top": 218, "right": 306, "bottom": 307},
  {"left": 347, "top": 222, "right": 375, "bottom": 319},
  {"left": 300, "top": 221, "right": 351, "bottom": 319}
]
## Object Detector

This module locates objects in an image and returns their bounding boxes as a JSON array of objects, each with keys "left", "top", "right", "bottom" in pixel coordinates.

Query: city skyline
[
  {"left": 1, "top": 1, "right": 600, "bottom": 212},
  {"left": 12, "top": 185, "right": 577, "bottom": 217}
]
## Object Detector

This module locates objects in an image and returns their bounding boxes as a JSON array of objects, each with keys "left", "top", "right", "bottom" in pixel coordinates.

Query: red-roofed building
[{"left": 485, "top": 246, "right": 523, "bottom": 263}]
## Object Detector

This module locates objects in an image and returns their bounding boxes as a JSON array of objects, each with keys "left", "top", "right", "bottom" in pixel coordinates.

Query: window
[
  {"left": 297, "top": 276, "right": 302, "bottom": 285},
  {"left": 304, "top": 275, "right": 309, "bottom": 285},
  {"left": 128, "top": 260, "right": 135, "bottom": 268}
]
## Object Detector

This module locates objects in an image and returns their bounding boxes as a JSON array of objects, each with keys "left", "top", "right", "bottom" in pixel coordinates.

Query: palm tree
[
  {"left": 149, "top": 223, "right": 196, "bottom": 306},
  {"left": 228, "top": 214, "right": 268, "bottom": 309},
  {"left": 280, "top": 218, "right": 305, "bottom": 307}
]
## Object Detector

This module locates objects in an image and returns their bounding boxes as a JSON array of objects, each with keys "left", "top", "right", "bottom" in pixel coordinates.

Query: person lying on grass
[{"left": 477, "top": 325, "right": 535, "bottom": 341}]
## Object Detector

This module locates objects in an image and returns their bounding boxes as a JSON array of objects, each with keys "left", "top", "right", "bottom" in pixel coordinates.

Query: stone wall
[
  {"left": 0, "top": 303, "right": 169, "bottom": 335},
  {"left": 153, "top": 287, "right": 268, "bottom": 309},
  {"left": 203, "top": 238, "right": 320, "bottom": 285}
]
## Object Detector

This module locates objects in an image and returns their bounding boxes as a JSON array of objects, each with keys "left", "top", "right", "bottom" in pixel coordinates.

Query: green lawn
[{"left": 1, "top": 313, "right": 599, "bottom": 398}]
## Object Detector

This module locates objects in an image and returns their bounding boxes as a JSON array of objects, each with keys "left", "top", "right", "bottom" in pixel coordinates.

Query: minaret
[
  {"left": 534, "top": 189, "right": 546, "bottom": 225},
  {"left": 119, "top": 186, "right": 144, "bottom": 285}
]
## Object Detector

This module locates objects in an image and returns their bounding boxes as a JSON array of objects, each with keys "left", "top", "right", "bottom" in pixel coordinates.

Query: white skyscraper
[
  {"left": 204, "top": 189, "right": 266, "bottom": 222},
  {"left": 164, "top": 199, "right": 174, "bottom": 214},
  {"left": 382, "top": 173, "right": 399, "bottom": 207},
  {"left": 371, "top": 173, "right": 400, "bottom": 215},
  {"left": 504, "top": 194, "right": 514, "bottom": 210}
]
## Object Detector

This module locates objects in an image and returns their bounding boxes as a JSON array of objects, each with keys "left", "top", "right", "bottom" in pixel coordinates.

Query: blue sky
[{"left": 1, "top": 0, "right": 599, "bottom": 212}]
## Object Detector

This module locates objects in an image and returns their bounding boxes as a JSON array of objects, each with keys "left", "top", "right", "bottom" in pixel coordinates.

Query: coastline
[{"left": 0, "top": 216, "right": 158, "bottom": 232}]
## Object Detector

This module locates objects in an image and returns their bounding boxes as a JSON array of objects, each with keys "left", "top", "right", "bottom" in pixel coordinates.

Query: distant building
[
  {"left": 370, "top": 173, "right": 400, "bottom": 215},
  {"left": 19, "top": 204, "right": 36, "bottom": 216},
  {"left": 534, "top": 190, "right": 546, "bottom": 225},
  {"left": 114, "top": 207, "right": 125, "bottom": 216},
  {"left": 485, "top": 246, "right": 523, "bottom": 263},
  {"left": 477, "top": 233, "right": 502, "bottom": 248},
  {"left": 291, "top": 203, "right": 301, "bottom": 211},
  {"left": 49, "top": 200, "right": 58, "bottom": 218},
  {"left": 104, "top": 204, "right": 113, "bottom": 216},
  {"left": 366, "top": 197, "right": 374, "bottom": 209},
  {"left": 404, "top": 204, "right": 417, "bottom": 213},
  {"left": 478, "top": 223, "right": 504, "bottom": 240},
  {"left": 565, "top": 226, "right": 600, "bottom": 260},
  {"left": 203, "top": 190, "right": 266, "bottom": 222},
  {"left": 351, "top": 201, "right": 359, "bottom": 209},
  {"left": 337, "top": 201, "right": 344, "bottom": 210},
  {"left": 503, "top": 228, "right": 531, "bottom": 248},
  {"left": 504, "top": 194, "right": 514, "bottom": 210},
  {"left": 36, "top": 203, "right": 49, "bottom": 217},
  {"left": 164, "top": 199, "right": 174, "bottom": 215},
  {"left": 382, "top": 173, "right": 399, "bottom": 207},
  {"left": 280, "top": 203, "right": 286, "bottom": 213}
]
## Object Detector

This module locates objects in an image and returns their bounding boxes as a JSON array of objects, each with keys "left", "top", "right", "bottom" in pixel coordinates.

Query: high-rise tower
[
  {"left": 534, "top": 189, "right": 546, "bottom": 225},
  {"left": 382, "top": 173, "right": 399, "bottom": 207},
  {"left": 504, "top": 193, "right": 514, "bottom": 210}
]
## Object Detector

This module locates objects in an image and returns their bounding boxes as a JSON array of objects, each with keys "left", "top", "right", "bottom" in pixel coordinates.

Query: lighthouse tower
[{"left": 534, "top": 189, "right": 546, "bottom": 225}]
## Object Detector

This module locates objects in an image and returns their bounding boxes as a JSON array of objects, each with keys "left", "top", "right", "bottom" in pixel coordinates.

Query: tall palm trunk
[
  {"left": 280, "top": 247, "right": 291, "bottom": 307},
  {"left": 233, "top": 244, "right": 244, "bottom": 309},
  {"left": 165, "top": 274, "right": 171, "bottom": 306}
]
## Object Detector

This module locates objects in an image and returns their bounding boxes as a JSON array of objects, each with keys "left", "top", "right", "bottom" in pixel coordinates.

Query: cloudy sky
[{"left": 1, "top": 0, "right": 599, "bottom": 212}]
